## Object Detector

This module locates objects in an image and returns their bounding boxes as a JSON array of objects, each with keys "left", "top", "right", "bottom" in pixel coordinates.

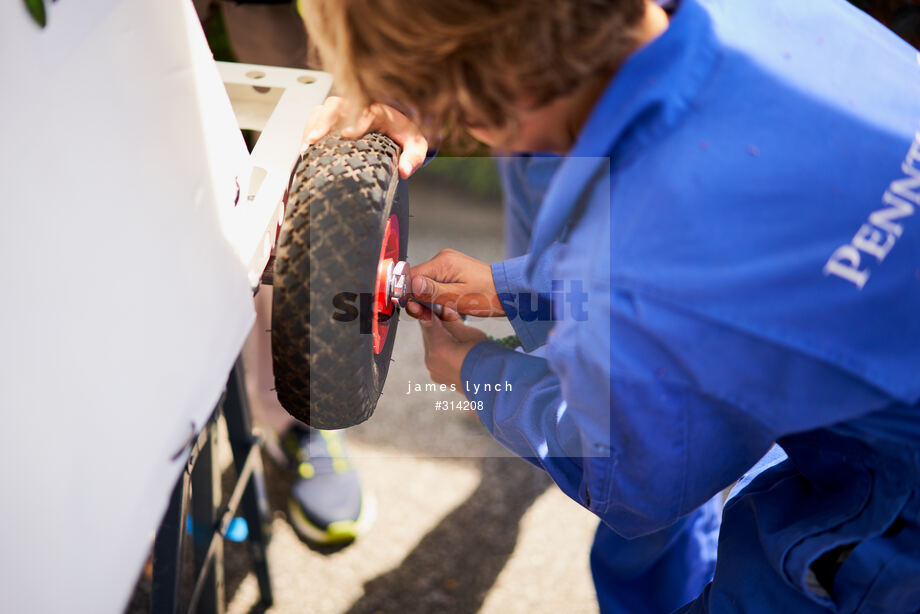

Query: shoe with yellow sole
[{"left": 280, "top": 423, "right": 375, "bottom": 545}]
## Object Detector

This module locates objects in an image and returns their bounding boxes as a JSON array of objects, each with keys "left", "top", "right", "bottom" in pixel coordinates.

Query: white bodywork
[{"left": 0, "top": 1, "right": 330, "bottom": 612}]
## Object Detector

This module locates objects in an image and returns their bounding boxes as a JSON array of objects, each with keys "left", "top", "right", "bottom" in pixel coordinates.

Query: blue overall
[
  {"left": 467, "top": 1, "right": 920, "bottom": 611},
  {"left": 497, "top": 155, "right": 722, "bottom": 613}
]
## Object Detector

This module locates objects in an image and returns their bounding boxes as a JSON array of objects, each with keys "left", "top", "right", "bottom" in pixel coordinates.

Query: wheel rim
[{"left": 373, "top": 214, "right": 399, "bottom": 354}]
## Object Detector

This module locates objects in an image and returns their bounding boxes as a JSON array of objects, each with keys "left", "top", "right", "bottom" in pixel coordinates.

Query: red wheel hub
[{"left": 373, "top": 215, "right": 399, "bottom": 354}]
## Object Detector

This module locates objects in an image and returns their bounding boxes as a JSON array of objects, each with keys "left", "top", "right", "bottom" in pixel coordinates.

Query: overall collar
[{"left": 526, "top": 0, "right": 721, "bottom": 278}]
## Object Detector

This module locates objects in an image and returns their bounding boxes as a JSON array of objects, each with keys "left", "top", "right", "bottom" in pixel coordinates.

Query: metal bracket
[
  {"left": 151, "top": 358, "right": 273, "bottom": 614},
  {"left": 215, "top": 62, "right": 332, "bottom": 289}
]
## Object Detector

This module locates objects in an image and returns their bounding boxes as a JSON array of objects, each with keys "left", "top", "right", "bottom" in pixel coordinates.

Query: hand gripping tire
[{"left": 271, "top": 133, "right": 408, "bottom": 429}]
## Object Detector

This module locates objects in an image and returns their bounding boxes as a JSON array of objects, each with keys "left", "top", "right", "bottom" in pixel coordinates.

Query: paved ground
[{"left": 127, "top": 167, "right": 602, "bottom": 614}]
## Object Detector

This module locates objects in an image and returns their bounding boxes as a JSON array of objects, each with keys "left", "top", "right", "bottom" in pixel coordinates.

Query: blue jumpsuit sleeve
[
  {"left": 461, "top": 340, "right": 592, "bottom": 505},
  {"left": 465, "top": 273, "right": 895, "bottom": 538},
  {"left": 461, "top": 291, "right": 792, "bottom": 538},
  {"left": 490, "top": 242, "right": 562, "bottom": 352},
  {"left": 462, "top": 328, "right": 775, "bottom": 537}
]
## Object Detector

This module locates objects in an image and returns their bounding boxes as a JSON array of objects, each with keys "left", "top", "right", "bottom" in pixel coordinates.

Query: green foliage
[
  {"left": 203, "top": 8, "right": 236, "bottom": 62},
  {"left": 24, "top": 0, "right": 47, "bottom": 27},
  {"left": 420, "top": 156, "right": 502, "bottom": 199}
]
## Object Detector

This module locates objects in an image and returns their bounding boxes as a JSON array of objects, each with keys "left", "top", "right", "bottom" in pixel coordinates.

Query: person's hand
[
  {"left": 301, "top": 96, "right": 429, "bottom": 179},
  {"left": 407, "top": 249, "right": 505, "bottom": 317},
  {"left": 411, "top": 305, "right": 488, "bottom": 390}
]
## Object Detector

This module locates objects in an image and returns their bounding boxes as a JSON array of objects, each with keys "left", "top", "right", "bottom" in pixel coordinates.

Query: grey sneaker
[{"left": 279, "top": 424, "right": 374, "bottom": 545}]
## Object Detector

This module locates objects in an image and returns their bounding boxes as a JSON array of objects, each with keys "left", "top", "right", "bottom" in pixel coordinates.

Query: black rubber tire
[{"left": 271, "top": 133, "right": 408, "bottom": 429}]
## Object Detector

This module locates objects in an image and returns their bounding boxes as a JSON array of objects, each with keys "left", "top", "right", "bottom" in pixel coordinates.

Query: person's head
[{"left": 300, "top": 0, "right": 652, "bottom": 152}]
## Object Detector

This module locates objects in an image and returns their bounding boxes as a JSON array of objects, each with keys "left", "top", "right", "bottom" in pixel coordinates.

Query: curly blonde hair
[{"left": 300, "top": 0, "right": 646, "bottom": 137}]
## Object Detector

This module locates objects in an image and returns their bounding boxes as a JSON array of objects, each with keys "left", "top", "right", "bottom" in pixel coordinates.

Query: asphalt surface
[{"left": 126, "top": 168, "right": 601, "bottom": 614}]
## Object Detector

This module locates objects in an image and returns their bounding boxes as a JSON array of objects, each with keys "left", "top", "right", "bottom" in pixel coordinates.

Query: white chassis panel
[
  {"left": 0, "top": 1, "right": 329, "bottom": 612},
  {"left": 216, "top": 61, "right": 332, "bottom": 288}
]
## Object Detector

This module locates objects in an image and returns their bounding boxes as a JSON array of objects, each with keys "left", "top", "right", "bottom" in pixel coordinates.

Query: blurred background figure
[{"left": 194, "top": 0, "right": 309, "bottom": 69}]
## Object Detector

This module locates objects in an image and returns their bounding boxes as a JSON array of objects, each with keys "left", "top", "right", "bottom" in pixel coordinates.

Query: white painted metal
[
  {"left": 216, "top": 61, "right": 332, "bottom": 287},
  {"left": 0, "top": 1, "right": 329, "bottom": 612}
]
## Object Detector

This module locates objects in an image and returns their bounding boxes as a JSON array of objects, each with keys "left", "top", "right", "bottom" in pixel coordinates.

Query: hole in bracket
[
  {"left": 297, "top": 74, "right": 317, "bottom": 84},
  {"left": 246, "top": 70, "right": 266, "bottom": 80}
]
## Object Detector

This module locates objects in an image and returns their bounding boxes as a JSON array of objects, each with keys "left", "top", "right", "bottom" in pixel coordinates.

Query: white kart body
[{"left": 0, "top": 1, "right": 329, "bottom": 611}]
